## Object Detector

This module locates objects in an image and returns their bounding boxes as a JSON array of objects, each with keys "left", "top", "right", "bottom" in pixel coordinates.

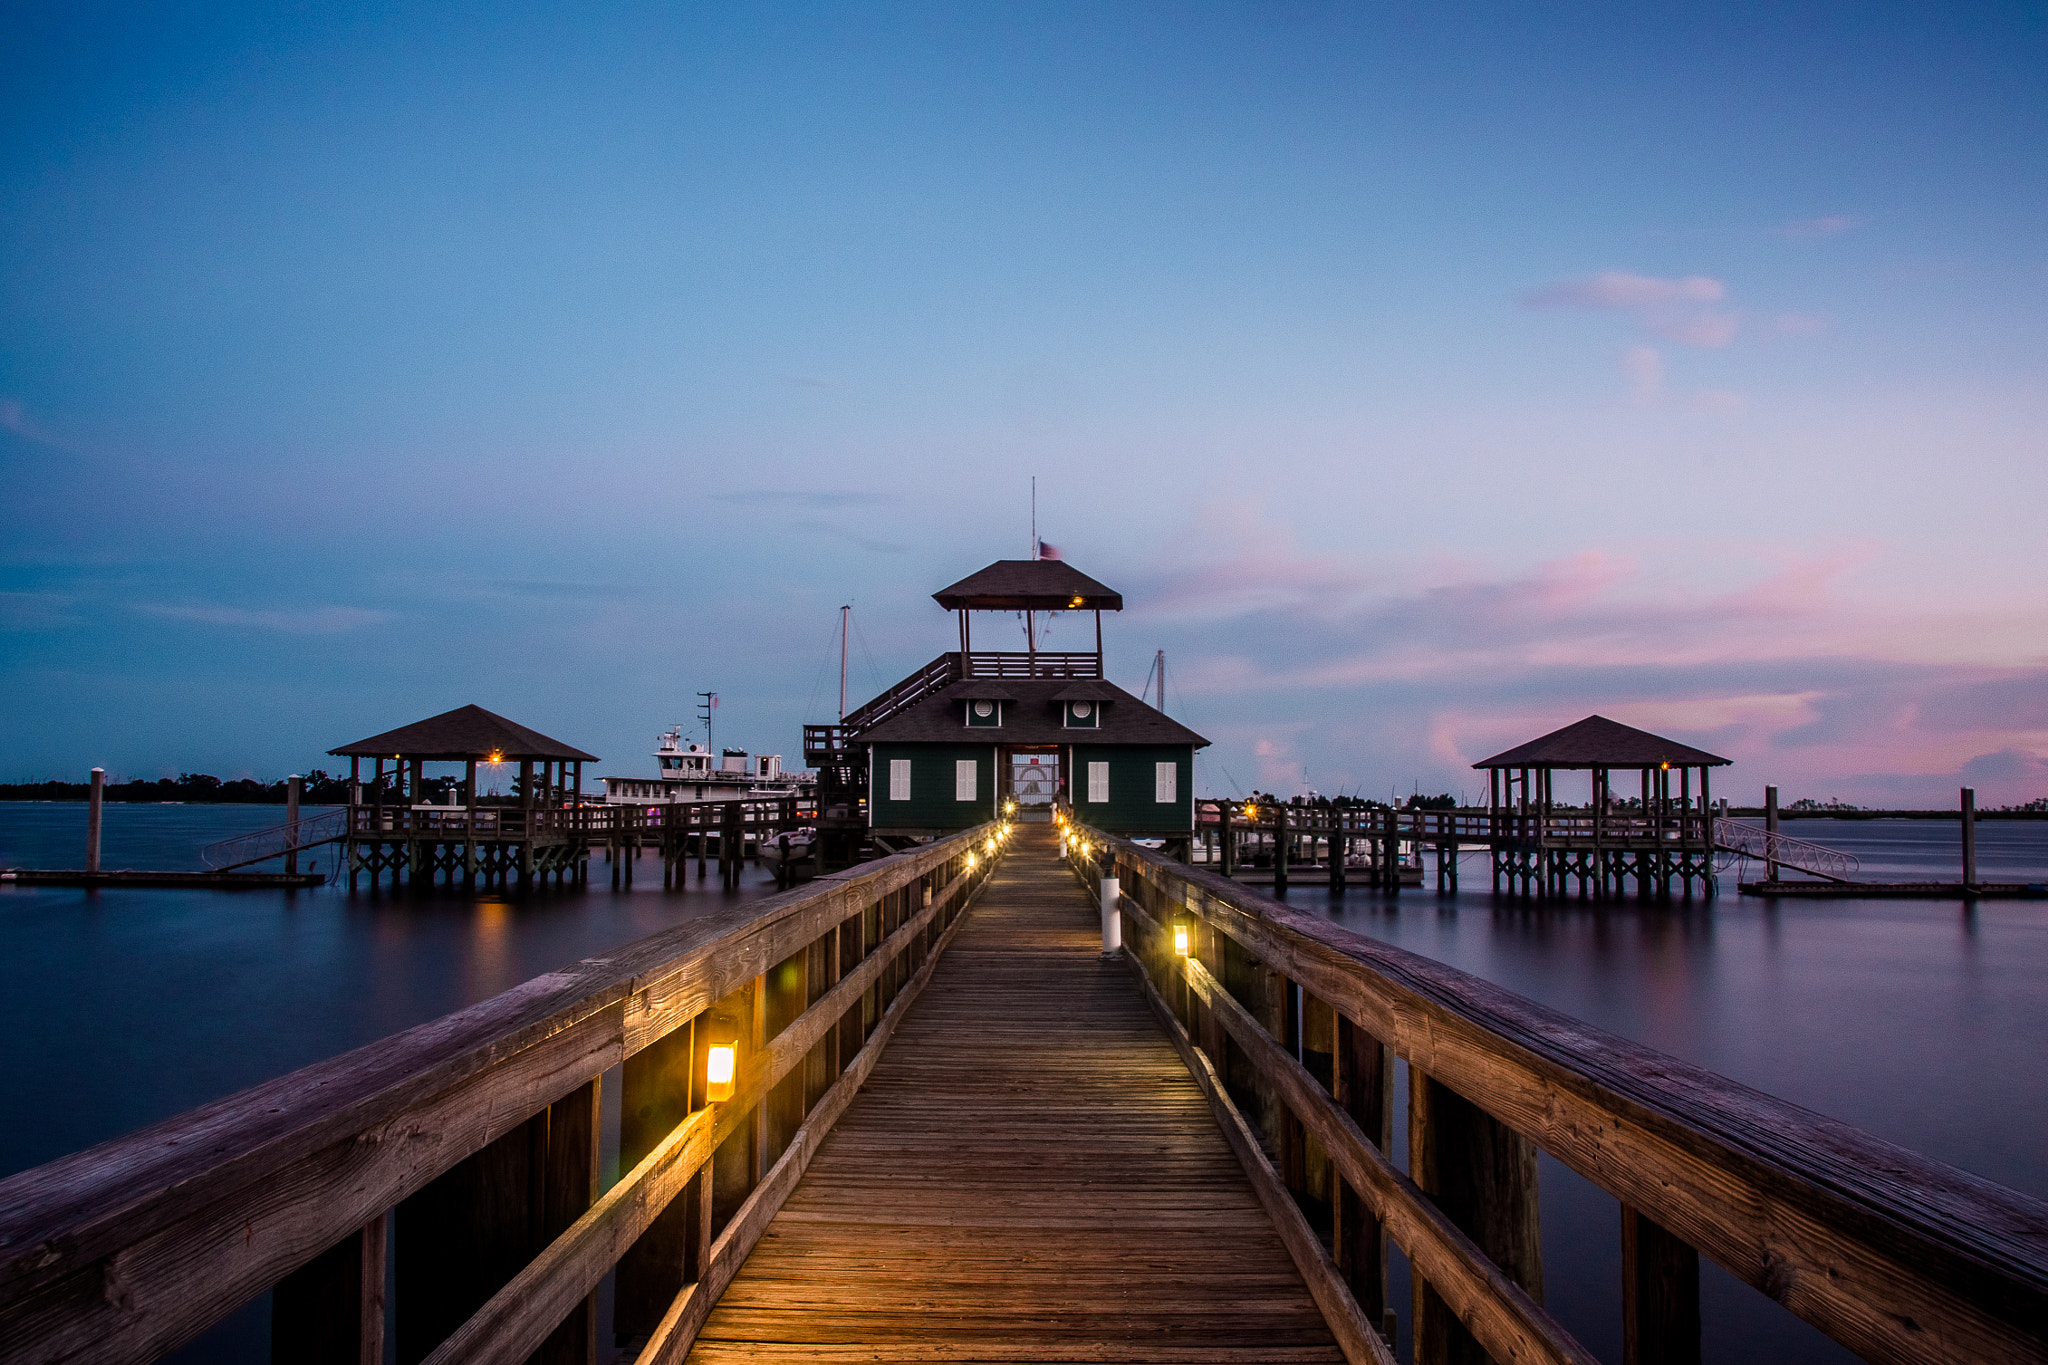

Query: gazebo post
[
  {"left": 519, "top": 759, "right": 534, "bottom": 888},
  {"left": 463, "top": 760, "right": 477, "bottom": 888}
]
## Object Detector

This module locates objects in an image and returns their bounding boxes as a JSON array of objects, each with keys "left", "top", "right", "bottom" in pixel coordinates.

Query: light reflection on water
[{"left": 2, "top": 806, "right": 2044, "bottom": 1364}]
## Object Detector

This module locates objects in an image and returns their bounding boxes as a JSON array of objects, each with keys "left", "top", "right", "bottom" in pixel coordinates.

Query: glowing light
[
  {"left": 1174, "top": 924, "right": 1191, "bottom": 957},
  {"left": 1244, "top": 804, "right": 1259, "bottom": 822},
  {"left": 967, "top": 851, "right": 978, "bottom": 868},
  {"left": 705, "top": 1042, "right": 737, "bottom": 1102},
  {"left": 985, "top": 837, "right": 997, "bottom": 855},
  {"left": 487, "top": 750, "right": 505, "bottom": 765},
  {"left": 1069, "top": 595, "right": 1085, "bottom": 608}
]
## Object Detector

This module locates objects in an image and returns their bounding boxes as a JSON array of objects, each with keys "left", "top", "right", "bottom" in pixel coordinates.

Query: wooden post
[
  {"left": 1334, "top": 1016, "right": 1391, "bottom": 1330},
  {"left": 764, "top": 949, "right": 809, "bottom": 1168},
  {"left": 285, "top": 774, "right": 301, "bottom": 876},
  {"left": 1410, "top": 1067, "right": 1543, "bottom": 1365},
  {"left": 463, "top": 760, "right": 477, "bottom": 887},
  {"left": 1274, "top": 804, "right": 1289, "bottom": 895},
  {"left": 1962, "top": 786, "right": 1978, "bottom": 888},
  {"left": 1622, "top": 1205, "right": 1702, "bottom": 1365},
  {"left": 395, "top": 1112, "right": 541, "bottom": 1363},
  {"left": 616, "top": 1020, "right": 696, "bottom": 1343},
  {"left": 86, "top": 767, "right": 104, "bottom": 874},
  {"left": 519, "top": 759, "right": 535, "bottom": 887},
  {"left": 270, "top": 1212, "right": 386, "bottom": 1365},
  {"left": 1765, "top": 784, "right": 1780, "bottom": 882},
  {"left": 538, "top": 1080, "right": 600, "bottom": 1365}
]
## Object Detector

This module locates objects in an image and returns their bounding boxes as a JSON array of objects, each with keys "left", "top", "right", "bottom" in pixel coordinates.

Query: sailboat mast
[
  {"left": 839, "top": 604, "right": 849, "bottom": 722},
  {"left": 1156, "top": 649, "right": 1166, "bottom": 716}
]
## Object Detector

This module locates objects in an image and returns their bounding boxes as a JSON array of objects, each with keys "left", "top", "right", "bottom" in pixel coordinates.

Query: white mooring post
[
  {"left": 87, "top": 768, "right": 104, "bottom": 874},
  {"left": 1099, "top": 875, "right": 1121, "bottom": 956}
]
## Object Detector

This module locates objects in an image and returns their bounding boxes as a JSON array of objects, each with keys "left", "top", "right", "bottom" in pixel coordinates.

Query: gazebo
[
  {"left": 330, "top": 705, "right": 599, "bottom": 891},
  {"left": 1472, "top": 715, "right": 1730, "bottom": 899}
]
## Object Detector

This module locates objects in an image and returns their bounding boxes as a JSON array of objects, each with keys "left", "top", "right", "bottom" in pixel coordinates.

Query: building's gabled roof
[
  {"left": 331, "top": 704, "right": 599, "bottom": 762},
  {"left": 932, "top": 559, "right": 1123, "bottom": 611},
  {"left": 1050, "top": 679, "right": 1123, "bottom": 701},
  {"left": 958, "top": 682, "right": 1020, "bottom": 700},
  {"left": 856, "top": 678, "right": 1207, "bottom": 747},
  {"left": 1472, "top": 715, "right": 1729, "bottom": 770}
]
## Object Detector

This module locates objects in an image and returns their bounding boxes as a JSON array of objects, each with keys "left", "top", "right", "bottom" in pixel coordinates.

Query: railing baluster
[
  {"left": 269, "top": 1212, "right": 386, "bottom": 1365},
  {"left": 616, "top": 1021, "right": 699, "bottom": 1344},
  {"left": 1622, "top": 1206, "right": 1702, "bottom": 1365},
  {"left": 1333, "top": 1016, "right": 1392, "bottom": 1335},
  {"left": 1406, "top": 1069, "right": 1545, "bottom": 1365}
]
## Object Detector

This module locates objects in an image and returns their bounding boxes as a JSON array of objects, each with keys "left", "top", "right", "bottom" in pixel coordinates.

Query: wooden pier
[
  {"left": 691, "top": 828, "right": 1341, "bottom": 1363},
  {"left": 5, "top": 818, "right": 2048, "bottom": 1365}
]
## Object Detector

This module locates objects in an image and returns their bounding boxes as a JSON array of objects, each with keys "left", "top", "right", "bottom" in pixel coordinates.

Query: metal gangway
[
  {"left": 199, "top": 806, "right": 347, "bottom": 873},
  {"left": 1712, "top": 816, "right": 1861, "bottom": 882}
]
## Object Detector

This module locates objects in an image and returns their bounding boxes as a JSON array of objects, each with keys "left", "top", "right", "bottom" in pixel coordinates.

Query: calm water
[{"left": 2, "top": 806, "right": 2043, "bottom": 1364}]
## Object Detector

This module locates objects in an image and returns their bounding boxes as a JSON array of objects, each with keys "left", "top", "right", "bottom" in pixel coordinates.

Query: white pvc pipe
[{"left": 1099, "top": 875, "right": 1121, "bottom": 955}]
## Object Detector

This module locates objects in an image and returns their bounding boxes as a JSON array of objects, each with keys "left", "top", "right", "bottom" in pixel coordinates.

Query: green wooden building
[{"left": 805, "top": 558, "right": 1208, "bottom": 845}]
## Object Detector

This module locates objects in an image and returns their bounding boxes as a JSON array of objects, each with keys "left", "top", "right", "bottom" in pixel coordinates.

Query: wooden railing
[
  {"left": 0, "top": 825, "right": 1007, "bottom": 1365},
  {"left": 962, "top": 650, "right": 1103, "bottom": 679},
  {"left": 1196, "top": 802, "right": 1715, "bottom": 853},
  {"left": 1069, "top": 824, "right": 2048, "bottom": 1365},
  {"left": 346, "top": 796, "right": 814, "bottom": 842}
]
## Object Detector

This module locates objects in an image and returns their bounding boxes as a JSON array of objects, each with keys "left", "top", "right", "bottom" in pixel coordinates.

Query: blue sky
[{"left": 4, "top": 2, "right": 2045, "bottom": 805}]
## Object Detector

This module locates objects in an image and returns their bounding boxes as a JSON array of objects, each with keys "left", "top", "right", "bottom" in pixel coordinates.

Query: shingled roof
[
  {"left": 331, "top": 705, "right": 599, "bottom": 762},
  {"left": 856, "top": 678, "right": 1207, "bottom": 747},
  {"left": 932, "top": 560, "right": 1123, "bottom": 611},
  {"left": 1472, "top": 715, "right": 1729, "bottom": 770}
]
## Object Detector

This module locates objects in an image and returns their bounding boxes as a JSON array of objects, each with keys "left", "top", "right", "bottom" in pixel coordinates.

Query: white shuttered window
[
  {"left": 955, "top": 759, "right": 978, "bottom": 801},
  {"left": 1155, "top": 762, "right": 1177, "bottom": 803},
  {"left": 888, "top": 759, "right": 911, "bottom": 801},
  {"left": 1087, "top": 761, "right": 1109, "bottom": 804}
]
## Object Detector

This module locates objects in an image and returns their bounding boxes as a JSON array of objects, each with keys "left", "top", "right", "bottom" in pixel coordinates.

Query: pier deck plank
[{"left": 688, "top": 831, "right": 1342, "bottom": 1363}]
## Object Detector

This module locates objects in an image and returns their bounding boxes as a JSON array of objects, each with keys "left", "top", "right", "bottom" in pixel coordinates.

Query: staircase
[{"left": 1713, "top": 817, "right": 1860, "bottom": 882}]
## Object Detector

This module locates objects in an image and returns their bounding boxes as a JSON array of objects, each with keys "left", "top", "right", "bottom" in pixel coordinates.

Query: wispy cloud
[
  {"left": 0, "top": 591, "right": 77, "bottom": 631},
  {"left": 1779, "top": 214, "right": 1864, "bottom": 241},
  {"left": 133, "top": 602, "right": 391, "bottom": 633},
  {"left": 1521, "top": 272, "right": 1725, "bottom": 309},
  {"left": 710, "top": 490, "right": 887, "bottom": 510},
  {"left": 0, "top": 400, "right": 84, "bottom": 454},
  {"left": 1521, "top": 269, "right": 1741, "bottom": 351}
]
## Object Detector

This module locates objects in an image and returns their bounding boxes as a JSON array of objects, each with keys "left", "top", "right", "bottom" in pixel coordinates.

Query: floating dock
[
  {"left": 1739, "top": 879, "right": 2047, "bottom": 899},
  {"left": 0, "top": 868, "right": 326, "bottom": 889}
]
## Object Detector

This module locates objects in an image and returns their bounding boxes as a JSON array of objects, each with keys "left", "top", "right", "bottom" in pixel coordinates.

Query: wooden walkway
[{"left": 689, "top": 828, "right": 1342, "bottom": 1363}]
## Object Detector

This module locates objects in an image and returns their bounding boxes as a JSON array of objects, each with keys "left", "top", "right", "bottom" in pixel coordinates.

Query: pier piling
[{"left": 86, "top": 767, "right": 103, "bottom": 874}]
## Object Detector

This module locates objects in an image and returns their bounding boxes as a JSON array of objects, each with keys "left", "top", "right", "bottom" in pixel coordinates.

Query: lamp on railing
[
  {"left": 1173, "top": 922, "right": 1191, "bottom": 957},
  {"left": 704, "top": 1020, "right": 739, "bottom": 1103}
]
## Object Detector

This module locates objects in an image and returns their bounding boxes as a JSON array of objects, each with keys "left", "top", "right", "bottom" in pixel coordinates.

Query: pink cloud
[
  {"left": 1522, "top": 272, "right": 1726, "bottom": 309},
  {"left": 1647, "top": 312, "right": 1741, "bottom": 348},
  {"left": 1620, "top": 345, "right": 1663, "bottom": 402}
]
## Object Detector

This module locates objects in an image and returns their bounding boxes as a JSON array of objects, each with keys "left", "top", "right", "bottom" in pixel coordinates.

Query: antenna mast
[
  {"left": 1156, "top": 649, "right": 1166, "bottom": 716},
  {"left": 839, "top": 605, "right": 850, "bottom": 722},
  {"left": 1031, "top": 475, "right": 1036, "bottom": 558}
]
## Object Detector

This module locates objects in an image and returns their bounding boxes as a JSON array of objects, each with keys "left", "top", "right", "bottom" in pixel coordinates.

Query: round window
[
  {"left": 973, "top": 700, "right": 994, "bottom": 718},
  {"left": 1072, "top": 701, "right": 1093, "bottom": 718}
]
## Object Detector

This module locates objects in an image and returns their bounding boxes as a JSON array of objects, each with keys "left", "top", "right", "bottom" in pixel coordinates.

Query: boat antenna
[
  {"left": 839, "top": 605, "right": 850, "bottom": 722},
  {"left": 697, "top": 691, "right": 716, "bottom": 753},
  {"left": 1030, "top": 475, "right": 1036, "bottom": 559}
]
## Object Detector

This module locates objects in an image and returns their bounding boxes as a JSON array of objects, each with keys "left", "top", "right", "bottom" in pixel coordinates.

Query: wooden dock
[{"left": 691, "top": 829, "right": 1342, "bottom": 1363}]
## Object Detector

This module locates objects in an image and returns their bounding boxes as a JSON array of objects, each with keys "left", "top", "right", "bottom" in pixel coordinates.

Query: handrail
[
  {"left": 1713, "top": 817, "right": 1860, "bottom": 882},
  {"left": 1069, "top": 823, "right": 2048, "bottom": 1365},
  {"left": 840, "top": 652, "right": 962, "bottom": 732},
  {"left": 200, "top": 806, "right": 348, "bottom": 871},
  {"left": 0, "top": 824, "right": 1008, "bottom": 1365}
]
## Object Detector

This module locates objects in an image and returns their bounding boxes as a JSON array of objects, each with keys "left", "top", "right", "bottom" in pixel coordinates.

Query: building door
[{"left": 1008, "top": 750, "right": 1060, "bottom": 806}]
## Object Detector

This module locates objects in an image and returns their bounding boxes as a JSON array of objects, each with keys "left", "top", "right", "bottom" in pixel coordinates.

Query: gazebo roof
[
  {"left": 932, "top": 560, "right": 1123, "bottom": 612},
  {"left": 331, "top": 705, "right": 599, "bottom": 763},
  {"left": 1472, "top": 715, "right": 1729, "bottom": 770}
]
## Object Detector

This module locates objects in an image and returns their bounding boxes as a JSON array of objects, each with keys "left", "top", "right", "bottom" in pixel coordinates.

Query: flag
[{"left": 1037, "top": 540, "right": 1062, "bottom": 561}]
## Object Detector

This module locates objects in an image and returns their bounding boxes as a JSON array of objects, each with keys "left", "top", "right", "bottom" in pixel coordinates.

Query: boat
[{"left": 597, "top": 729, "right": 815, "bottom": 807}]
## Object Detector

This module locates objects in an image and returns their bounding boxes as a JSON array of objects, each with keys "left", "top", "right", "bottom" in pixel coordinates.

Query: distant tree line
[
  {"left": 0, "top": 769, "right": 561, "bottom": 806},
  {"left": 0, "top": 771, "right": 356, "bottom": 804}
]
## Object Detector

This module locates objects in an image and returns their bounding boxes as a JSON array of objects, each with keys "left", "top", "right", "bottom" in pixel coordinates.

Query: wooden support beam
[{"left": 614, "top": 1021, "right": 696, "bottom": 1343}]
